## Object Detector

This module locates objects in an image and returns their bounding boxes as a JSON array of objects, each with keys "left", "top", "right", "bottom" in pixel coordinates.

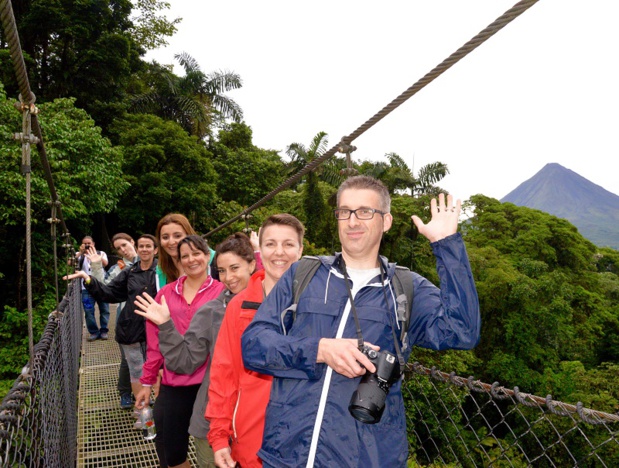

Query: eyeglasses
[{"left": 333, "top": 208, "right": 386, "bottom": 220}]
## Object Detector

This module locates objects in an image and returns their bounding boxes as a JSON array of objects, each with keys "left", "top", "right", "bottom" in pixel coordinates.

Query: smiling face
[
  {"left": 337, "top": 188, "right": 392, "bottom": 268},
  {"left": 159, "top": 223, "right": 187, "bottom": 259},
  {"left": 260, "top": 224, "right": 303, "bottom": 287},
  {"left": 113, "top": 238, "right": 137, "bottom": 260},
  {"left": 137, "top": 237, "right": 157, "bottom": 265},
  {"left": 217, "top": 252, "right": 255, "bottom": 294},
  {"left": 179, "top": 242, "right": 209, "bottom": 279}
]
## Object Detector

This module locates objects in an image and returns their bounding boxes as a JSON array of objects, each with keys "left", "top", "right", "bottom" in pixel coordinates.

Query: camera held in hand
[{"left": 348, "top": 346, "right": 401, "bottom": 424}]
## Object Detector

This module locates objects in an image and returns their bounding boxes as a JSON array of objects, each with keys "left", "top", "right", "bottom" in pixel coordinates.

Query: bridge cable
[
  {"left": 0, "top": 0, "right": 72, "bottom": 238},
  {"left": 0, "top": 0, "right": 75, "bottom": 367},
  {"left": 205, "top": 0, "right": 539, "bottom": 237}
]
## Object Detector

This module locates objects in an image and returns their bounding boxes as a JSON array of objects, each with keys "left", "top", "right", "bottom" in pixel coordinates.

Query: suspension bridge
[{"left": 1, "top": 0, "right": 619, "bottom": 466}]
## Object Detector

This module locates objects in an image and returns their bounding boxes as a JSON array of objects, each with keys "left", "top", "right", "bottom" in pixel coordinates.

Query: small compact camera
[{"left": 348, "top": 346, "right": 402, "bottom": 424}]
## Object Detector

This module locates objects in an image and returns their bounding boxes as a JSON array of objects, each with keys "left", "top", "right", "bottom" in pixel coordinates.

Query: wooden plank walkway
[{"left": 76, "top": 304, "right": 198, "bottom": 467}]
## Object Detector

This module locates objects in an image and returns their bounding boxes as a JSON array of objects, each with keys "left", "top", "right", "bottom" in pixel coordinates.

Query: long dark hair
[{"left": 155, "top": 213, "right": 196, "bottom": 283}]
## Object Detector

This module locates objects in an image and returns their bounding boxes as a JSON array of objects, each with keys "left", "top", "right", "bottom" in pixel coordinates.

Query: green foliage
[
  {"left": 6, "top": 0, "right": 146, "bottom": 129},
  {"left": 130, "top": 53, "right": 243, "bottom": 140},
  {"left": 404, "top": 349, "right": 480, "bottom": 465},
  {"left": 284, "top": 132, "right": 339, "bottom": 246},
  {"left": 0, "top": 90, "right": 128, "bottom": 226},
  {"left": 110, "top": 113, "right": 219, "bottom": 234},
  {"left": 464, "top": 195, "right": 619, "bottom": 397},
  {"left": 210, "top": 123, "right": 284, "bottom": 207},
  {"left": 0, "top": 292, "right": 55, "bottom": 380},
  {"left": 382, "top": 195, "right": 437, "bottom": 279},
  {"left": 358, "top": 154, "right": 449, "bottom": 196},
  {"left": 129, "top": 0, "right": 180, "bottom": 50}
]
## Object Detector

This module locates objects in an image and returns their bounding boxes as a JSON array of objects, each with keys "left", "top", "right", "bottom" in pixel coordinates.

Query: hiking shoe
[
  {"left": 120, "top": 394, "right": 133, "bottom": 410},
  {"left": 87, "top": 333, "right": 99, "bottom": 342},
  {"left": 100, "top": 332, "right": 109, "bottom": 340}
]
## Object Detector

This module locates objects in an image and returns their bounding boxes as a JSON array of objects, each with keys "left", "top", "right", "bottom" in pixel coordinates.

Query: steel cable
[{"left": 205, "top": 0, "right": 540, "bottom": 237}]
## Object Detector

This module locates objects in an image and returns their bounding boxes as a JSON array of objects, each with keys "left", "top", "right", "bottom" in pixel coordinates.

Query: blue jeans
[{"left": 81, "top": 289, "right": 110, "bottom": 336}]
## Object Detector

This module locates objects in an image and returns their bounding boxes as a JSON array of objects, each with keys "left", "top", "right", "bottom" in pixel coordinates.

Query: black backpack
[{"left": 286, "top": 256, "right": 414, "bottom": 348}]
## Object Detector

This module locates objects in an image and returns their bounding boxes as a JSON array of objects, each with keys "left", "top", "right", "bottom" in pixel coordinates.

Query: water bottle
[{"left": 140, "top": 406, "right": 156, "bottom": 440}]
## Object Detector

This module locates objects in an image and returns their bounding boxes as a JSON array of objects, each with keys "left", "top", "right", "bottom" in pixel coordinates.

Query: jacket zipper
[{"left": 232, "top": 388, "right": 241, "bottom": 442}]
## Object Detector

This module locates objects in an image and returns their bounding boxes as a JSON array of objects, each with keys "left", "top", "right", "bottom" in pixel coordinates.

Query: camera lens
[{"left": 349, "top": 373, "right": 388, "bottom": 424}]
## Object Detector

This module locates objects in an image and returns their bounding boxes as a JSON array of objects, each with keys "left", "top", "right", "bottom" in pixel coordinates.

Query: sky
[{"left": 146, "top": 1, "right": 619, "bottom": 203}]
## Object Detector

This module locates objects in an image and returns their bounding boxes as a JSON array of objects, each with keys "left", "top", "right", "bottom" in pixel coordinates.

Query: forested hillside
[{"left": 1, "top": 0, "right": 618, "bottom": 421}]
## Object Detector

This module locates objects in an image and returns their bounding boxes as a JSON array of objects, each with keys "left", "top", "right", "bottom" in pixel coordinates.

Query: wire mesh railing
[
  {"left": 0, "top": 281, "right": 82, "bottom": 467},
  {"left": 403, "top": 362, "right": 619, "bottom": 467},
  {"left": 2, "top": 279, "right": 619, "bottom": 466}
]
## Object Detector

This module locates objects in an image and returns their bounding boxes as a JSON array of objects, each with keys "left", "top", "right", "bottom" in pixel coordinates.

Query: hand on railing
[{"left": 63, "top": 271, "right": 89, "bottom": 282}]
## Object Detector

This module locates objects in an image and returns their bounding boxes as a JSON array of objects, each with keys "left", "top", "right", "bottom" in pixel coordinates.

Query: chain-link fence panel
[
  {"left": 404, "top": 361, "right": 619, "bottom": 467},
  {"left": 0, "top": 281, "right": 81, "bottom": 467}
]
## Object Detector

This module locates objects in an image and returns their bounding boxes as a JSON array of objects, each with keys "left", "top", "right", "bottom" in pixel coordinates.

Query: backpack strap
[
  {"left": 391, "top": 265, "right": 414, "bottom": 351},
  {"left": 293, "top": 256, "right": 323, "bottom": 304},
  {"left": 280, "top": 256, "right": 324, "bottom": 335}
]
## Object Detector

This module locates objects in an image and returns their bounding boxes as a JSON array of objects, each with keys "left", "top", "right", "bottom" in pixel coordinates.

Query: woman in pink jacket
[{"left": 135, "top": 235, "right": 225, "bottom": 468}]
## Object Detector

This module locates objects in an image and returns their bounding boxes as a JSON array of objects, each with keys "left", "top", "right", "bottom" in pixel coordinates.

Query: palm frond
[
  {"left": 204, "top": 70, "right": 243, "bottom": 94},
  {"left": 417, "top": 162, "right": 449, "bottom": 187},
  {"left": 308, "top": 131, "right": 329, "bottom": 157},
  {"left": 385, "top": 152, "right": 409, "bottom": 170},
  {"left": 174, "top": 52, "right": 201, "bottom": 74},
  {"left": 209, "top": 94, "right": 243, "bottom": 122}
]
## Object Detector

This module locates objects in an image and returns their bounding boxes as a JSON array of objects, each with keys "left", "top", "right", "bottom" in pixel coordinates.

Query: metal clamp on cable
[{"left": 337, "top": 139, "right": 358, "bottom": 177}]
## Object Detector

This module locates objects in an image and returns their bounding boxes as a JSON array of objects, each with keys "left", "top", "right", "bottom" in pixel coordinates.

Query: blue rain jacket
[{"left": 242, "top": 233, "right": 480, "bottom": 467}]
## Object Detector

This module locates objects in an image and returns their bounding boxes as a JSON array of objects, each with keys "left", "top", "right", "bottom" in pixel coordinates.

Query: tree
[
  {"left": 285, "top": 132, "right": 341, "bottom": 245},
  {"left": 359, "top": 153, "right": 448, "bottom": 196},
  {"left": 110, "top": 113, "right": 220, "bottom": 234},
  {"left": 129, "top": 0, "right": 180, "bottom": 51},
  {"left": 3, "top": 0, "right": 147, "bottom": 130},
  {"left": 463, "top": 195, "right": 617, "bottom": 392},
  {"left": 210, "top": 123, "right": 285, "bottom": 207},
  {"left": 130, "top": 52, "right": 243, "bottom": 140},
  {"left": 0, "top": 86, "right": 128, "bottom": 388}
]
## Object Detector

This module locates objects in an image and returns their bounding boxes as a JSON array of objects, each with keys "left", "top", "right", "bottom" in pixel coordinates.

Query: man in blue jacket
[{"left": 242, "top": 175, "right": 480, "bottom": 467}]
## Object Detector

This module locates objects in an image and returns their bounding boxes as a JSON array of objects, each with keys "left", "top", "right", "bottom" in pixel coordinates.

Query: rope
[
  {"left": 0, "top": 0, "right": 73, "bottom": 305},
  {"left": 204, "top": 0, "right": 540, "bottom": 237},
  {"left": 0, "top": 0, "right": 71, "bottom": 237},
  {"left": 18, "top": 98, "right": 35, "bottom": 369}
]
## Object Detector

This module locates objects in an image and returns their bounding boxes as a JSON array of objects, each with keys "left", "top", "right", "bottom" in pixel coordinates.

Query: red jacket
[
  {"left": 206, "top": 270, "right": 272, "bottom": 468},
  {"left": 141, "top": 275, "right": 225, "bottom": 387}
]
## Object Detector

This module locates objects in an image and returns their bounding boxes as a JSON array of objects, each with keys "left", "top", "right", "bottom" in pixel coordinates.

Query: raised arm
[{"left": 84, "top": 267, "right": 131, "bottom": 304}]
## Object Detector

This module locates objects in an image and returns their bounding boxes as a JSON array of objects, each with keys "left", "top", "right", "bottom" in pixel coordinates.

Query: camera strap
[
  {"left": 340, "top": 259, "right": 365, "bottom": 351},
  {"left": 340, "top": 257, "right": 406, "bottom": 371}
]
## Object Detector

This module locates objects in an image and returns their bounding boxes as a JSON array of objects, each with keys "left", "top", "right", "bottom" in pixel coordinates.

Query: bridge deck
[{"left": 76, "top": 305, "right": 198, "bottom": 467}]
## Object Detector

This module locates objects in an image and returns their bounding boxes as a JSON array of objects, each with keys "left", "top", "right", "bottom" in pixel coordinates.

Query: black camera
[{"left": 348, "top": 346, "right": 401, "bottom": 424}]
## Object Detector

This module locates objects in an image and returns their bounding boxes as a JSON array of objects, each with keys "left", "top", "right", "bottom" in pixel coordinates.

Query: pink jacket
[{"left": 141, "top": 275, "right": 225, "bottom": 387}]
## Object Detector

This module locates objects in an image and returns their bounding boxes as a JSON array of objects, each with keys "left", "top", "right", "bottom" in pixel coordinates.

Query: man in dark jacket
[
  {"left": 66, "top": 235, "right": 158, "bottom": 407},
  {"left": 242, "top": 175, "right": 481, "bottom": 467}
]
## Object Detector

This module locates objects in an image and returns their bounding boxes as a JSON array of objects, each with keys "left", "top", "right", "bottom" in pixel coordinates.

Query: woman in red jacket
[{"left": 206, "top": 214, "right": 305, "bottom": 468}]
